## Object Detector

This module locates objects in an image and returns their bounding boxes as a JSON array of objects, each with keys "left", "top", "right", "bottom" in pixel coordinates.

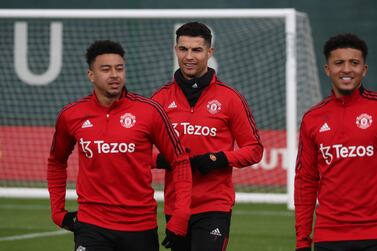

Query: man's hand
[
  {"left": 156, "top": 148, "right": 191, "bottom": 170},
  {"left": 161, "top": 229, "right": 186, "bottom": 249},
  {"left": 190, "top": 151, "right": 229, "bottom": 175},
  {"left": 62, "top": 211, "right": 77, "bottom": 232},
  {"left": 156, "top": 153, "right": 171, "bottom": 170}
]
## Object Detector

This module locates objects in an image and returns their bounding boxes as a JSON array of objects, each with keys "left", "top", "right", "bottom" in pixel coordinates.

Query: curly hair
[
  {"left": 85, "top": 40, "right": 125, "bottom": 68},
  {"left": 323, "top": 33, "right": 368, "bottom": 61}
]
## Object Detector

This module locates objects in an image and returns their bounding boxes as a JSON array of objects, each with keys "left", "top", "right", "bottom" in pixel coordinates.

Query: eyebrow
[
  {"left": 99, "top": 64, "right": 124, "bottom": 68},
  {"left": 178, "top": 45, "right": 204, "bottom": 50}
]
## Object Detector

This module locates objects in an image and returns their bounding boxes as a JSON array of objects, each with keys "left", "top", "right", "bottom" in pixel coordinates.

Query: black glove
[
  {"left": 161, "top": 229, "right": 186, "bottom": 249},
  {"left": 296, "top": 248, "right": 311, "bottom": 251},
  {"left": 190, "top": 151, "right": 229, "bottom": 175},
  {"left": 156, "top": 148, "right": 191, "bottom": 170},
  {"left": 156, "top": 153, "right": 171, "bottom": 170},
  {"left": 62, "top": 211, "right": 77, "bottom": 232}
]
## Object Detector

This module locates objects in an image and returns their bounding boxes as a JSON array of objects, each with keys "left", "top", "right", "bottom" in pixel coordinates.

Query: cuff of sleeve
[
  {"left": 296, "top": 248, "right": 311, "bottom": 251},
  {"left": 166, "top": 213, "right": 190, "bottom": 236},
  {"left": 52, "top": 210, "right": 68, "bottom": 227},
  {"left": 222, "top": 151, "right": 234, "bottom": 166},
  {"left": 296, "top": 239, "right": 312, "bottom": 251}
]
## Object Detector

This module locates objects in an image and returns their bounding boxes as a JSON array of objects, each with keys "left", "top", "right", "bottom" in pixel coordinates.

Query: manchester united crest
[
  {"left": 207, "top": 100, "right": 222, "bottom": 114},
  {"left": 120, "top": 113, "right": 136, "bottom": 128},
  {"left": 356, "top": 113, "right": 372, "bottom": 129}
]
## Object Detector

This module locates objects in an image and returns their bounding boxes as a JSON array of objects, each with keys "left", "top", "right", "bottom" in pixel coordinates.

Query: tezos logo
[
  {"left": 172, "top": 122, "right": 217, "bottom": 137},
  {"left": 120, "top": 113, "right": 136, "bottom": 128},
  {"left": 207, "top": 100, "right": 222, "bottom": 114},
  {"left": 79, "top": 138, "right": 135, "bottom": 158},
  {"left": 356, "top": 113, "right": 372, "bottom": 129},
  {"left": 319, "top": 143, "right": 374, "bottom": 165}
]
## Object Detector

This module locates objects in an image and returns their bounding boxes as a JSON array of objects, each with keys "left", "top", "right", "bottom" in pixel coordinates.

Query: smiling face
[
  {"left": 324, "top": 48, "right": 368, "bottom": 97},
  {"left": 175, "top": 35, "right": 213, "bottom": 80},
  {"left": 87, "top": 53, "right": 125, "bottom": 106}
]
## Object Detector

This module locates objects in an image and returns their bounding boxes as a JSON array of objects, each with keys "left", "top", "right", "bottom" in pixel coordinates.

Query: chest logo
[
  {"left": 356, "top": 113, "right": 372, "bottom": 129},
  {"left": 319, "top": 122, "right": 331, "bottom": 132},
  {"left": 168, "top": 101, "right": 177, "bottom": 109},
  {"left": 81, "top": 119, "right": 93, "bottom": 128},
  {"left": 120, "top": 113, "right": 136, "bottom": 128},
  {"left": 207, "top": 100, "right": 222, "bottom": 114}
]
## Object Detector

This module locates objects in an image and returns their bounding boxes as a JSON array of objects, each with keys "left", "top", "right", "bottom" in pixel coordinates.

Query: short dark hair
[
  {"left": 86, "top": 40, "right": 125, "bottom": 68},
  {"left": 176, "top": 22, "right": 212, "bottom": 47},
  {"left": 323, "top": 33, "right": 368, "bottom": 61}
]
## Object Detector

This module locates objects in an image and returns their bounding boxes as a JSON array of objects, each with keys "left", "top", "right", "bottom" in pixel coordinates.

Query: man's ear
[
  {"left": 87, "top": 69, "right": 94, "bottom": 82},
  {"left": 363, "top": 64, "right": 368, "bottom": 77},
  {"left": 324, "top": 64, "right": 330, "bottom": 77}
]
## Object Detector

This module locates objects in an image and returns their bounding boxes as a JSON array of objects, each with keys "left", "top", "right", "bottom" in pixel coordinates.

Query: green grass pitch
[{"left": 0, "top": 198, "right": 295, "bottom": 250}]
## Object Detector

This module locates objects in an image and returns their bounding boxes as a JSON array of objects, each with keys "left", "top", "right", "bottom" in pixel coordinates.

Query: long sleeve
[
  {"left": 223, "top": 91, "right": 263, "bottom": 167},
  {"left": 294, "top": 118, "right": 320, "bottom": 249},
  {"left": 150, "top": 103, "right": 192, "bottom": 236},
  {"left": 47, "top": 111, "right": 76, "bottom": 227}
]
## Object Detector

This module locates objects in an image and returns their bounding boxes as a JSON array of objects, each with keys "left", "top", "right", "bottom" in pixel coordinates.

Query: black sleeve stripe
[
  {"left": 217, "top": 82, "right": 262, "bottom": 144},
  {"left": 55, "top": 95, "right": 92, "bottom": 127},
  {"left": 150, "top": 81, "right": 174, "bottom": 99},
  {"left": 362, "top": 89, "right": 377, "bottom": 100},
  {"left": 302, "top": 96, "right": 332, "bottom": 118},
  {"left": 129, "top": 92, "right": 184, "bottom": 156},
  {"left": 51, "top": 96, "right": 91, "bottom": 154},
  {"left": 127, "top": 92, "right": 184, "bottom": 156}
]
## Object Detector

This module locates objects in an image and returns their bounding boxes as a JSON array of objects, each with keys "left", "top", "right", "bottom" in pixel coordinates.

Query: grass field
[{"left": 0, "top": 198, "right": 295, "bottom": 250}]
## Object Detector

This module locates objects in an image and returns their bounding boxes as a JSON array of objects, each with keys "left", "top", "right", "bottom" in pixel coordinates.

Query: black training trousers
[
  {"left": 315, "top": 239, "right": 377, "bottom": 251},
  {"left": 73, "top": 221, "right": 159, "bottom": 251},
  {"left": 166, "top": 211, "right": 231, "bottom": 251}
]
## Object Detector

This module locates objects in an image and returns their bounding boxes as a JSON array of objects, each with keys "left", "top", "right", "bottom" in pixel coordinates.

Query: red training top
[
  {"left": 152, "top": 73, "right": 263, "bottom": 215},
  {"left": 48, "top": 90, "right": 192, "bottom": 236},
  {"left": 295, "top": 87, "right": 377, "bottom": 248}
]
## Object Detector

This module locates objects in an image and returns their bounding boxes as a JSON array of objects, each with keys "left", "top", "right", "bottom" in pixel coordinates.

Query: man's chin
[
  {"left": 338, "top": 88, "right": 355, "bottom": 96},
  {"left": 107, "top": 90, "right": 122, "bottom": 98}
]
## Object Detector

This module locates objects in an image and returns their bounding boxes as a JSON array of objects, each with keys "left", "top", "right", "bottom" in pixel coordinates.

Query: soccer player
[
  {"left": 151, "top": 22, "right": 264, "bottom": 251},
  {"left": 47, "top": 40, "right": 192, "bottom": 251},
  {"left": 295, "top": 33, "right": 377, "bottom": 251}
]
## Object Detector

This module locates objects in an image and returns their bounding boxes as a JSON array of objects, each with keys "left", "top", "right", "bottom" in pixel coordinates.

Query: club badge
[
  {"left": 120, "top": 113, "right": 136, "bottom": 128},
  {"left": 207, "top": 100, "right": 222, "bottom": 114},
  {"left": 356, "top": 113, "right": 372, "bottom": 129}
]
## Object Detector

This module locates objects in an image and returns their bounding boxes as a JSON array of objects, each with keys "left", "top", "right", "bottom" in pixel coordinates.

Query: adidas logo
[
  {"left": 76, "top": 246, "right": 86, "bottom": 251},
  {"left": 210, "top": 228, "right": 222, "bottom": 237},
  {"left": 168, "top": 101, "right": 177, "bottom": 109},
  {"left": 192, "top": 83, "right": 198, "bottom": 88},
  {"left": 81, "top": 120, "right": 93, "bottom": 128},
  {"left": 319, "top": 122, "right": 330, "bottom": 132}
]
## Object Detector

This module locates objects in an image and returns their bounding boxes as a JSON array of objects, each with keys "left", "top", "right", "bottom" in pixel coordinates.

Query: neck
[
  {"left": 333, "top": 84, "right": 361, "bottom": 98},
  {"left": 95, "top": 91, "right": 122, "bottom": 107},
  {"left": 182, "top": 69, "right": 208, "bottom": 81}
]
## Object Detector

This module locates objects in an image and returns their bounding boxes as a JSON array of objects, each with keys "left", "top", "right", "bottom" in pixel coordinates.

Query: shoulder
[
  {"left": 127, "top": 92, "right": 165, "bottom": 111},
  {"left": 301, "top": 96, "right": 333, "bottom": 122},
  {"left": 127, "top": 92, "right": 171, "bottom": 126},
  {"left": 213, "top": 79, "right": 246, "bottom": 100},
  {"left": 151, "top": 81, "right": 175, "bottom": 99},
  {"left": 361, "top": 87, "right": 377, "bottom": 101},
  {"left": 57, "top": 94, "right": 93, "bottom": 120}
]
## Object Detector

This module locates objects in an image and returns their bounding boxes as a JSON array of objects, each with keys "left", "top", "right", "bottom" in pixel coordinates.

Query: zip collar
[
  {"left": 331, "top": 85, "right": 363, "bottom": 105},
  {"left": 91, "top": 87, "right": 128, "bottom": 110},
  {"left": 174, "top": 67, "right": 215, "bottom": 107}
]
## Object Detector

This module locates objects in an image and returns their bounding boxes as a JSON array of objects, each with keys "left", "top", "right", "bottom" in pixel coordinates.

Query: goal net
[{"left": 0, "top": 9, "right": 321, "bottom": 208}]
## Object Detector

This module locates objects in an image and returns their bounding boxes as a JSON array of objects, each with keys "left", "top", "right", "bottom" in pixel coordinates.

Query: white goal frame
[{"left": 0, "top": 9, "right": 298, "bottom": 209}]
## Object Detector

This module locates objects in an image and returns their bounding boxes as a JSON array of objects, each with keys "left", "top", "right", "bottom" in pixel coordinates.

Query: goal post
[{"left": 0, "top": 9, "right": 322, "bottom": 209}]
